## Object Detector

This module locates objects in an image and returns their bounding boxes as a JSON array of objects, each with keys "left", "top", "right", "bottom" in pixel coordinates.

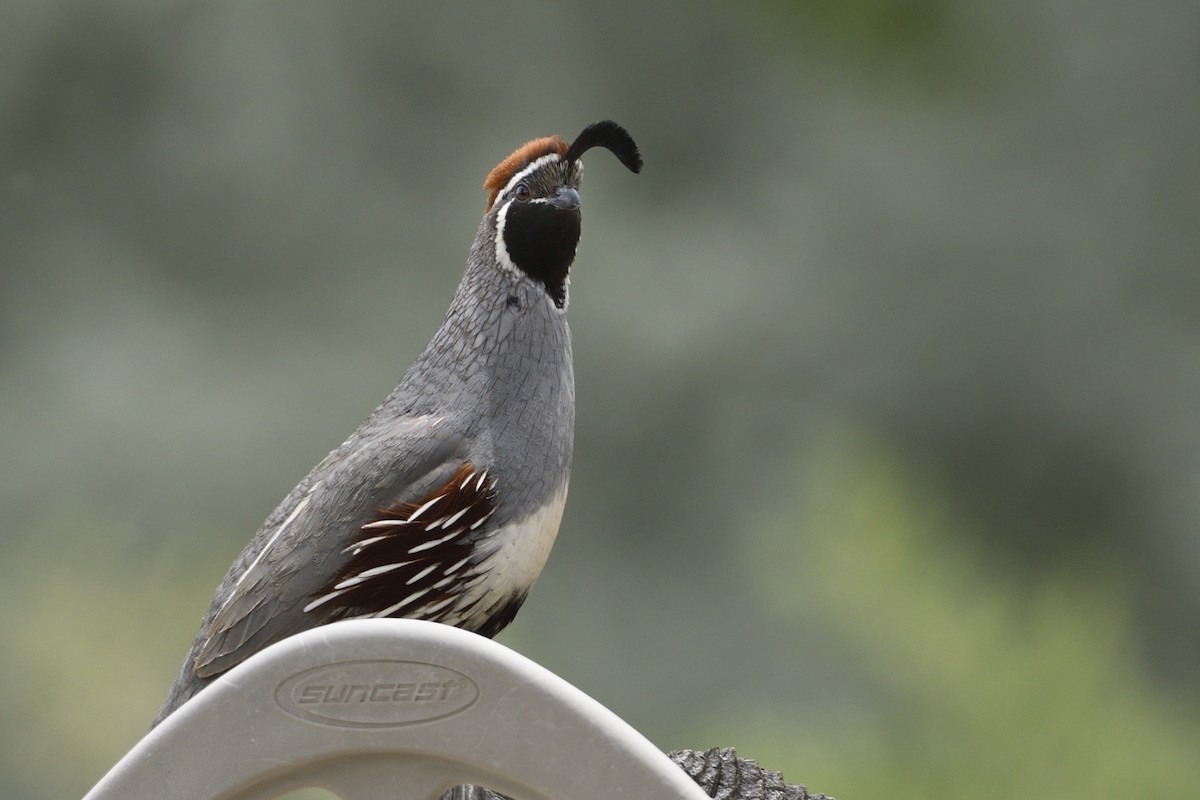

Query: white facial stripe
[
  {"left": 500, "top": 153, "right": 562, "bottom": 197},
  {"left": 494, "top": 198, "right": 521, "bottom": 278}
]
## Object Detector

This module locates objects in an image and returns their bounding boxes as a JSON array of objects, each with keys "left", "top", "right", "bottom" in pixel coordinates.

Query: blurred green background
[{"left": 2, "top": 1, "right": 1198, "bottom": 798}]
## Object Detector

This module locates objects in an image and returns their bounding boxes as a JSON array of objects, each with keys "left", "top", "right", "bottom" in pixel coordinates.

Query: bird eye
[{"left": 514, "top": 183, "right": 531, "bottom": 201}]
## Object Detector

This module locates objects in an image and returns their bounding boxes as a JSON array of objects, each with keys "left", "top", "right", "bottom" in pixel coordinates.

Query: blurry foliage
[
  {"left": 753, "top": 0, "right": 956, "bottom": 83},
  {"left": 735, "top": 432, "right": 1200, "bottom": 798},
  {"left": 0, "top": 526, "right": 223, "bottom": 799}
]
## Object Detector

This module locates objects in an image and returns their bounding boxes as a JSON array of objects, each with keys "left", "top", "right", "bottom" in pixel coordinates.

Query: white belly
[{"left": 442, "top": 480, "right": 569, "bottom": 627}]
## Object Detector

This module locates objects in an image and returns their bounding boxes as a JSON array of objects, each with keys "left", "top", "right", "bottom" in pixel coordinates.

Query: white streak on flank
[
  {"left": 355, "top": 561, "right": 412, "bottom": 578},
  {"left": 460, "top": 471, "right": 475, "bottom": 490},
  {"left": 469, "top": 507, "right": 497, "bottom": 530},
  {"left": 407, "top": 495, "right": 444, "bottom": 523},
  {"left": 443, "top": 555, "right": 472, "bottom": 575},
  {"left": 408, "top": 527, "right": 462, "bottom": 554},
  {"left": 406, "top": 563, "right": 439, "bottom": 585},
  {"left": 344, "top": 534, "right": 388, "bottom": 554},
  {"left": 361, "top": 519, "right": 408, "bottom": 531},
  {"left": 220, "top": 488, "right": 316, "bottom": 614},
  {"left": 441, "top": 507, "right": 469, "bottom": 529},
  {"left": 303, "top": 587, "right": 346, "bottom": 613},
  {"left": 431, "top": 576, "right": 455, "bottom": 590},
  {"left": 475, "top": 471, "right": 488, "bottom": 492},
  {"left": 424, "top": 517, "right": 449, "bottom": 532},
  {"left": 374, "top": 588, "right": 431, "bottom": 618},
  {"left": 421, "top": 596, "right": 456, "bottom": 615},
  {"left": 331, "top": 560, "right": 414, "bottom": 591}
]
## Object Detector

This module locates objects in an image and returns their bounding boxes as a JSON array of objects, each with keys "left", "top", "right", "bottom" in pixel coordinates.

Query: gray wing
[{"left": 189, "top": 413, "right": 469, "bottom": 679}]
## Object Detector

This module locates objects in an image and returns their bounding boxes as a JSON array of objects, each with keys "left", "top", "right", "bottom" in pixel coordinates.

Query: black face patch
[{"left": 502, "top": 201, "right": 582, "bottom": 307}]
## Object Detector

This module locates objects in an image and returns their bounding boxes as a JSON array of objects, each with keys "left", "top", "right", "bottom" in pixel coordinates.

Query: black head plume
[{"left": 565, "top": 121, "right": 643, "bottom": 174}]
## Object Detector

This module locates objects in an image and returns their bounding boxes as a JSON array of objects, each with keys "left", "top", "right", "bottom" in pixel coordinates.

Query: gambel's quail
[{"left": 154, "top": 121, "right": 642, "bottom": 725}]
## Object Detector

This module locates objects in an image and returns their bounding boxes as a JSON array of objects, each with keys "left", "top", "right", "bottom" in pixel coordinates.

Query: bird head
[{"left": 483, "top": 121, "right": 642, "bottom": 308}]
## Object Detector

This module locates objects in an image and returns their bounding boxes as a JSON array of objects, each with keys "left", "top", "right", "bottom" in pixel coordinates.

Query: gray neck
[{"left": 381, "top": 216, "right": 574, "bottom": 432}]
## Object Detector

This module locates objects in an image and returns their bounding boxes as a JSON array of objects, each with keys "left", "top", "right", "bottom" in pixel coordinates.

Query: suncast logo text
[
  {"left": 276, "top": 660, "right": 480, "bottom": 728},
  {"left": 294, "top": 680, "right": 462, "bottom": 705}
]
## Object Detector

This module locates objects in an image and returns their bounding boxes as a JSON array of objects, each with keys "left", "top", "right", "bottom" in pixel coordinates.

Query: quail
[{"left": 154, "top": 121, "right": 642, "bottom": 726}]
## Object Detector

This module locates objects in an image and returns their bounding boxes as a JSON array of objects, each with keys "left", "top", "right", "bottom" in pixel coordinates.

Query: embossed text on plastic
[{"left": 275, "top": 660, "right": 479, "bottom": 728}]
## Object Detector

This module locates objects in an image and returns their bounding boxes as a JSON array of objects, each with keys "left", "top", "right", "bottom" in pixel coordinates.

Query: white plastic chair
[{"left": 84, "top": 619, "right": 710, "bottom": 800}]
